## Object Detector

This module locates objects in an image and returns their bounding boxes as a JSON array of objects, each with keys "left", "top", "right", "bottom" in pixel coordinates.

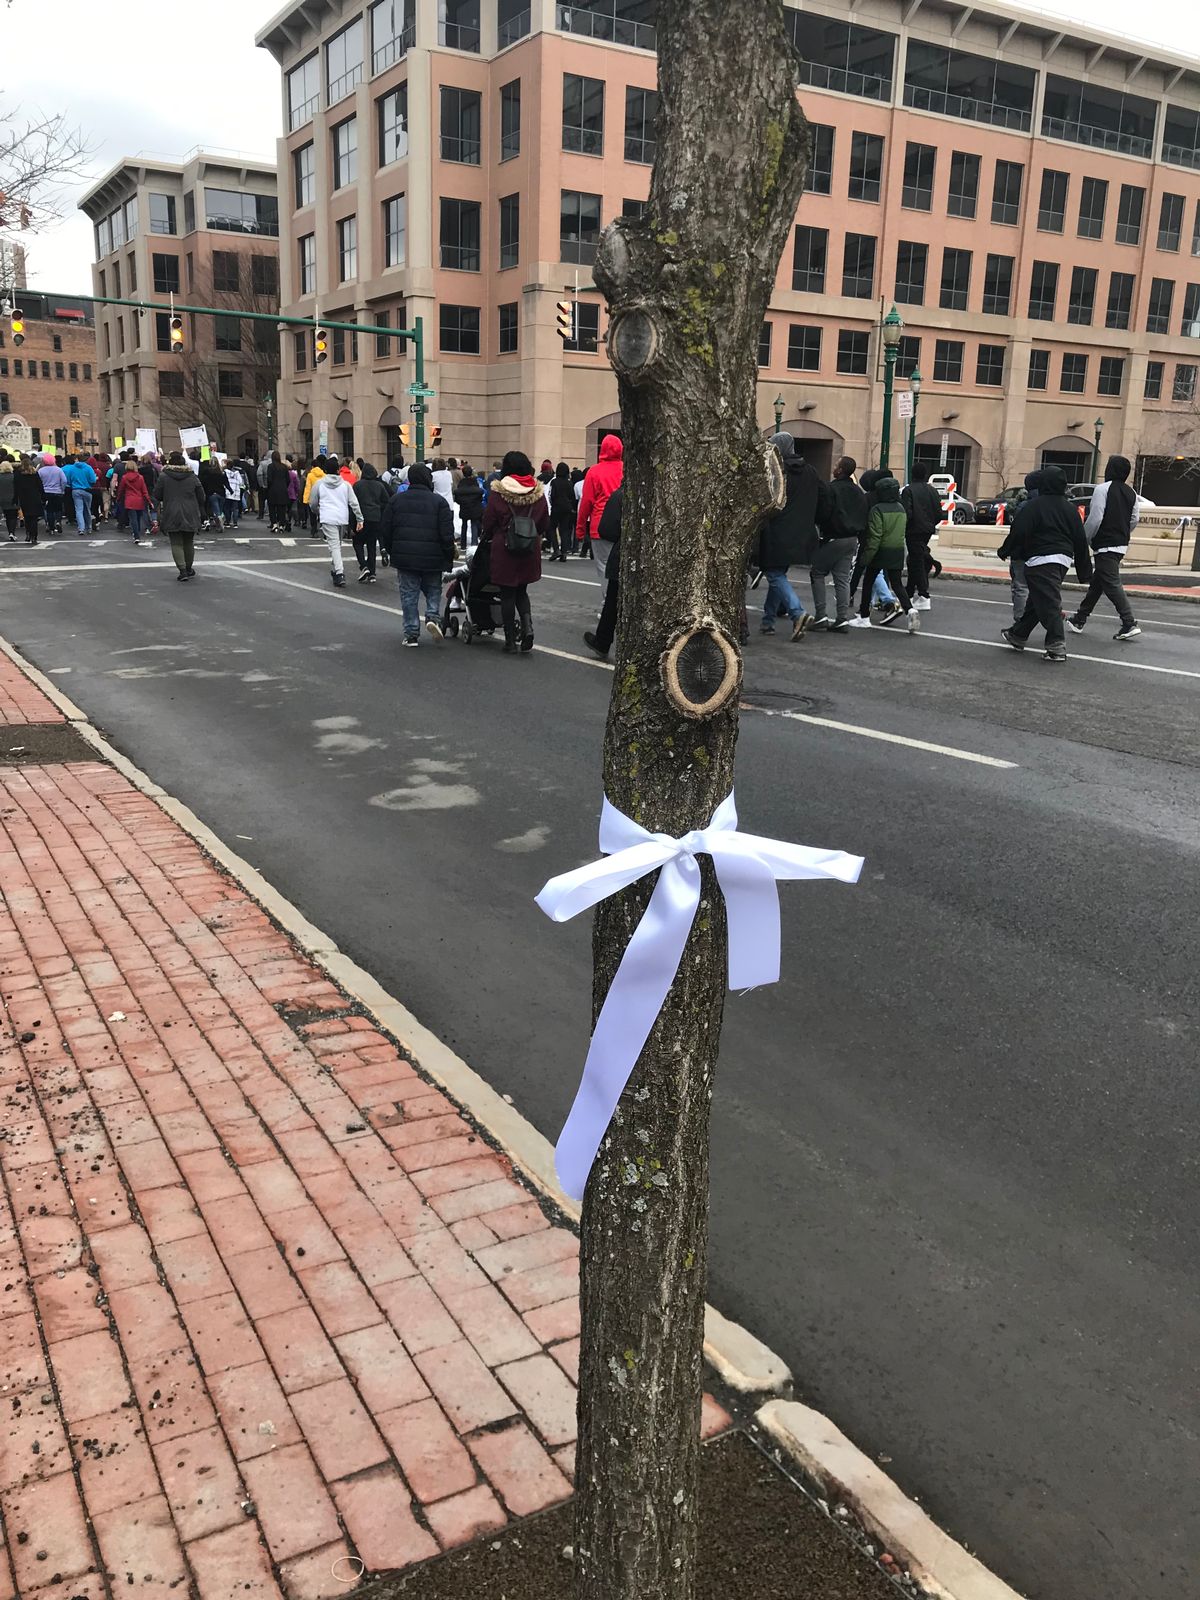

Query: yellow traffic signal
[
  {"left": 398, "top": 424, "right": 411, "bottom": 449},
  {"left": 168, "top": 315, "right": 184, "bottom": 352},
  {"left": 556, "top": 300, "right": 573, "bottom": 342},
  {"left": 429, "top": 425, "right": 442, "bottom": 450},
  {"left": 314, "top": 327, "right": 328, "bottom": 363},
  {"left": 10, "top": 310, "right": 25, "bottom": 346}
]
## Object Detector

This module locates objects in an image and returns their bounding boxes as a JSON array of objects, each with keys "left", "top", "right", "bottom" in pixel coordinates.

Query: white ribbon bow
[{"left": 536, "top": 791, "right": 863, "bottom": 1200}]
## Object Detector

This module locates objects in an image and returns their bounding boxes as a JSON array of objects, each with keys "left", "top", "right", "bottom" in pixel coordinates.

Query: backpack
[{"left": 505, "top": 509, "right": 538, "bottom": 554}]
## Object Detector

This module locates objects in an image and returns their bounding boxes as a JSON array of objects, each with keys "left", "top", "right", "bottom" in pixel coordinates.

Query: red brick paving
[{"left": 0, "top": 728, "right": 733, "bottom": 1598}]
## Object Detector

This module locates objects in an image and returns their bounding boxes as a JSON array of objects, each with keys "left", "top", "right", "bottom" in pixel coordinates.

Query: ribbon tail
[{"left": 555, "top": 856, "right": 700, "bottom": 1201}]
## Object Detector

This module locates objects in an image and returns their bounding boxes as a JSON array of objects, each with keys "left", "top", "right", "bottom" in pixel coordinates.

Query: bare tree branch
[{"left": 0, "top": 100, "right": 92, "bottom": 234}]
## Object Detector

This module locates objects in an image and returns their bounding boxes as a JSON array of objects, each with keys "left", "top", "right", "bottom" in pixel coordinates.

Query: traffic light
[
  {"left": 10, "top": 310, "right": 25, "bottom": 347},
  {"left": 168, "top": 315, "right": 184, "bottom": 353},
  {"left": 398, "top": 424, "right": 411, "bottom": 449},
  {"left": 429, "top": 425, "right": 442, "bottom": 450},
  {"left": 555, "top": 300, "right": 574, "bottom": 342},
  {"left": 314, "top": 326, "right": 328, "bottom": 363}
]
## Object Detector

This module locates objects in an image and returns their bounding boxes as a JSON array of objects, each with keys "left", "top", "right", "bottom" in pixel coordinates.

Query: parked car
[
  {"left": 1067, "top": 482, "right": 1156, "bottom": 518},
  {"left": 974, "top": 486, "right": 1029, "bottom": 526}
]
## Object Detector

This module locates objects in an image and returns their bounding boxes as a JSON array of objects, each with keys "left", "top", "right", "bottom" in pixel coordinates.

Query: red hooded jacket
[{"left": 576, "top": 434, "right": 623, "bottom": 542}]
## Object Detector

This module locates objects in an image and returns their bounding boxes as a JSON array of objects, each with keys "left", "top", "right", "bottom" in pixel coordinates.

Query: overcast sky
[{"left": 4, "top": 0, "right": 1191, "bottom": 297}]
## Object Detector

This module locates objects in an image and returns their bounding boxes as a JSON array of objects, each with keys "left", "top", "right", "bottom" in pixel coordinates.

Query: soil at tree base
[{"left": 362, "top": 1431, "right": 902, "bottom": 1600}]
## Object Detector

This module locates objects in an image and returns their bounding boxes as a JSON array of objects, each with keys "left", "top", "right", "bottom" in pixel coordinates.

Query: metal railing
[
  {"left": 439, "top": 21, "right": 481, "bottom": 51},
  {"left": 905, "top": 84, "right": 1031, "bottom": 132},
  {"left": 328, "top": 64, "right": 363, "bottom": 105},
  {"left": 798, "top": 60, "right": 890, "bottom": 101},
  {"left": 500, "top": 131, "right": 520, "bottom": 160},
  {"left": 1042, "top": 116, "right": 1153, "bottom": 159},
  {"left": 557, "top": 5, "right": 656, "bottom": 52},
  {"left": 1162, "top": 141, "right": 1200, "bottom": 170},
  {"left": 289, "top": 95, "right": 319, "bottom": 131},
  {"left": 372, "top": 23, "right": 416, "bottom": 73},
  {"left": 498, "top": 8, "right": 531, "bottom": 46}
]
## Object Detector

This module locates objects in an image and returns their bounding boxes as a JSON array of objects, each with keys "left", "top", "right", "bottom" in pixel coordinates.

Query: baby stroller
[{"left": 441, "top": 541, "right": 503, "bottom": 642}]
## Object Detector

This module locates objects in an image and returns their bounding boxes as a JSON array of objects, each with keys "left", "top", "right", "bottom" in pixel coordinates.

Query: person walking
[
  {"left": 0, "top": 460, "right": 18, "bottom": 540},
  {"left": 575, "top": 435, "right": 623, "bottom": 562},
  {"left": 115, "top": 457, "right": 154, "bottom": 543},
  {"left": 810, "top": 455, "right": 865, "bottom": 632},
  {"left": 900, "top": 463, "right": 942, "bottom": 612},
  {"left": 256, "top": 454, "right": 271, "bottom": 520},
  {"left": 198, "top": 455, "right": 225, "bottom": 529},
  {"left": 88, "top": 452, "right": 109, "bottom": 525},
  {"left": 303, "top": 455, "right": 328, "bottom": 537},
  {"left": 583, "top": 486, "right": 623, "bottom": 657},
  {"left": 856, "top": 474, "right": 919, "bottom": 633},
  {"left": 13, "top": 459, "right": 43, "bottom": 544},
  {"left": 38, "top": 456, "right": 67, "bottom": 534},
  {"left": 1067, "top": 455, "right": 1142, "bottom": 642},
  {"left": 380, "top": 463, "right": 455, "bottom": 644},
  {"left": 265, "top": 452, "right": 292, "bottom": 532},
  {"left": 757, "top": 432, "right": 820, "bottom": 638},
  {"left": 309, "top": 461, "right": 363, "bottom": 588},
  {"left": 353, "top": 462, "right": 390, "bottom": 582},
  {"left": 1004, "top": 471, "right": 1041, "bottom": 623},
  {"left": 999, "top": 466, "right": 1092, "bottom": 662},
  {"left": 454, "top": 466, "right": 483, "bottom": 549},
  {"left": 152, "top": 451, "right": 207, "bottom": 580},
  {"left": 547, "top": 462, "right": 576, "bottom": 560},
  {"left": 223, "top": 460, "right": 246, "bottom": 527},
  {"left": 63, "top": 453, "right": 97, "bottom": 534},
  {"left": 482, "top": 450, "right": 548, "bottom": 653}
]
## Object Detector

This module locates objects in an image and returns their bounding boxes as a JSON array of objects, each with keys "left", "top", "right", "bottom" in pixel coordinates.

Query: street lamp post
[
  {"left": 1091, "top": 415, "right": 1103, "bottom": 482},
  {"left": 774, "top": 393, "right": 785, "bottom": 434},
  {"left": 907, "top": 368, "right": 922, "bottom": 486},
  {"left": 265, "top": 392, "right": 276, "bottom": 452},
  {"left": 880, "top": 305, "right": 903, "bottom": 471}
]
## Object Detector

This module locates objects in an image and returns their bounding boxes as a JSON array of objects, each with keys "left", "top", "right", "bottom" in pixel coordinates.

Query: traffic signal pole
[{"left": 412, "top": 317, "right": 426, "bottom": 464}]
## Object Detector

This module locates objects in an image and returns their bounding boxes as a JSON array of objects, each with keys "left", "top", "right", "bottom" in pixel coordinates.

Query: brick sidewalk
[{"left": 0, "top": 657, "right": 724, "bottom": 1599}]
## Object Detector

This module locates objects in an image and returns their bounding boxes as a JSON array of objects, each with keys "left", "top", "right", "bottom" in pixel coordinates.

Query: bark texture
[{"left": 574, "top": 5, "right": 809, "bottom": 1598}]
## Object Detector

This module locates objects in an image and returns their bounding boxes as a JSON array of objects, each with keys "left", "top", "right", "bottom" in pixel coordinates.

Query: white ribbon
[{"left": 536, "top": 791, "right": 863, "bottom": 1200}]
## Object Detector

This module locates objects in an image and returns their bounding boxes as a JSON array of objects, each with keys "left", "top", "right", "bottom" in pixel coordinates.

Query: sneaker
[
  {"left": 521, "top": 630, "right": 535, "bottom": 653},
  {"left": 1114, "top": 622, "right": 1142, "bottom": 641},
  {"left": 791, "top": 614, "right": 810, "bottom": 640},
  {"left": 759, "top": 625, "right": 776, "bottom": 636},
  {"left": 425, "top": 619, "right": 444, "bottom": 641},
  {"left": 403, "top": 637, "right": 419, "bottom": 648},
  {"left": 879, "top": 603, "right": 904, "bottom": 626},
  {"left": 1067, "top": 615, "right": 1086, "bottom": 634},
  {"left": 332, "top": 572, "right": 346, "bottom": 588},
  {"left": 914, "top": 595, "right": 932, "bottom": 611},
  {"left": 176, "top": 572, "right": 189, "bottom": 582},
  {"left": 848, "top": 616, "right": 873, "bottom": 629},
  {"left": 1000, "top": 628, "right": 1025, "bottom": 651},
  {"left": 1043, "top": 648, "right": 1067, "bottom": 663},
  {"left": 184, "top": 568, "right": 195, "bottom": 579},
  {"left": 583, "top": 631, "right": 609, "bottom": 658},
  {"left": 810, "top": 617, "right": 831, "bottom": 631},
  {"left": 830, "top": 619, "right": 851, "bottom": 632},
  {"left": 365, "top": 574, "right": 377, "bottom": 584},
  {"left": 358, "top": 568, "right": 371, "bottom": 582},
  {"left": 907, "top": 610, "right": 921, "bottom": 634}
]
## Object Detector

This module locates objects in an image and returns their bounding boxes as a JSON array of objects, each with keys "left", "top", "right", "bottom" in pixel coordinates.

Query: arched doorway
[
  {"left": 913, "top": 427, "right": 980, "bottom": 495},
  {"left": 585, "top": 411, "right": 622, "bottom": 464},
  {"left": 775, "top": 418, "right": 843, "bottom": 481},
  {"left": 334, "top": 409, "right": 354, "bottom": 461},
  {"left": 379, "top": 405, "right": 404, "bottom": 466},
  {"left": 1037, "top": 433, "right": 1092, "bottom": 484}
]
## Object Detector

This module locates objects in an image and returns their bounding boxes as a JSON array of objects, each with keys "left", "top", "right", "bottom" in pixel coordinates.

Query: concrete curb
[
  {"left": 757, "top": 1401, "right": 1026, "bottom": 1600},
  {"left": 1, "top": 630, "right": 1020, "bottom": 1600},
  {"left": 940, "top": 563, "right": 1200, "bottom": 602}
]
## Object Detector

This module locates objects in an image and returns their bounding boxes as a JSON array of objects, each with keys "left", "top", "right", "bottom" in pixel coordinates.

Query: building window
[
  {"left": 299, "top": 234, "right": 316, "bottom": 295},
  {"left": 500, "top": 80, "right": 521, "bottom": 160},
  {"left": 939, "top": 247, "right": 971, "bottom": 311},
  {"left": 213, "top": 251, "right": 239, "bottom": 293},
  {"left": 903, "top": 40, "right": 1035, "bottom": 130},
  {"left": 294, "top": 143, "right": 315, "bottom": 208},
  {"left": 947, "top": 151, "right": 980, "bottom": 218},
  {"left": 792, "top": 226, "right": 827, "bottom": 294},
  {"left": 625, "top": 87, "right": 658, "bottom": 165},
  {"left": 982, "top": 253, "right": 1013, "bottom": 316},
  {"left": 439, "top": 199, "right": 480, "bottom": 271},
  {"left": 1077, "top": 177, "right": 1107, "bottom": 240},
  {"left": 218, "top": 369, "right": 244, "bottom": 398},
  {"left": 339, "top": 425, "right": 355, "bottom": 460},
  {"left": 1067, "top": 265, "right": 1097, "bottom": 325},
  {"left": 338, "top": 215, "right": 359, "bottom": 280},
  {"left": 1144, "top": 360, "right": 1164, "bottom": 400},
  {"left": 373, "top": 309, "right": 391, "bottom": 358},
  {"left": 440, "top": 304, "right": 481, "bottom": 354},
  {"left": 991, "top": 160, "right": 1023, "bottom": 225},
  {"left": 933, "top": 339, "right": 963, "bottom": 382},
  {"left": 805, "top": 124, "right": 835, "bottom": 195},
  {"left": 41, "top": 360, "right": 51, "bottom": 380},
  {"left": 1116, "top": 184, "right": 1145, "bottom": 246},
  {"left": 1183, "top": 282, "right": 1200, "bottom": 337},
  {"left": 1028, "top": 260, "right": 1059, "bottom": 320},
  {"left": 1037, "top": 169, "right": 1068, "bottom": 232},
  {"left": 288, "top": 54, "right": 320, "bottom": 129},
  {"left": 1158, "top": 192, "right": 1184, "bottom": 252},
  {"left": 205, "top": 189, "right": 278, "bottom": 235},
  {"left": 333, "top": 117, "right": 358, "bottom": 189},
  {"left": 1097, "top": 356, "right": 1124, "bottom": 397},
  {"left": 383, "top": 194, "right": 406, "bottom": 268},
  {"left": 152, "top": 253, "right": 180, "bottom": 294},
  {"left": 1147, "top": 277, "right": 1174, "bottom": 334},
  {"left": 113, "top": 261, "right": 121, "bottom": 297},
  {"left": 251, "top": 255, "right": 278, "bottom": 296},
  {"left": 184, "top": 190, "right": 195, "bottom": 233},
  {"left": 294, "top": 330, "right": 307, "bottom": 372},
  {"left": 498, "top": 193, "right": 520, "bottom": 270},
  {"left": 498, "top": 0, "right": 529, "bottom": 45},
  {"left": 370, "top": 0, "right": 415, "bottom": 70},
  {"left": 563, "top": 73, "right": 605, "bottom": 155},
  {"left": 186, "top": 253, "right": 193, "bottom": 290},
  {"left": 564, "top": 301, "right": 600, "bottom": 353},
  {"left": 1042, "top": 74, "right": 1156, "bottom": 160},
  {"left": 159, "top": 370, "right": 184, "bottom": 398},
  {"left": 1106, "top": 272, "right": 1134, "bottom": 331},
  {"left": 1173, "top": 362, "right": 1196, "bottom": 401},
  {"left": 836, "top": 329, "right": 869, "bottom": 374},
  {"left": 326, "top": 17, "right": 364, "bottom": 104},
  {"left": 52, "top": 334, "right": 62, "bottom": 353},
  {"left": 69, "top": 363, "right": 77, "bottom": 380},
  {"left": 499, "top": 302, "right": 518, "bottom": 354},
  {"left": 99, "top": 269, "right": 106, "bottom": 297},
  {"left": 148, "top": 192, "right": 176, "bottom": 236},
  {"left": 787, "top": 325, "right": 821, "bottom": 372},
  {"left": 440, "top": 0, "right": 481, "bottom": 51},
  {"left": 128, "top": 253, "right": 138, "bottom": 292},
  {"left": 440, "top": 86, "right": 482, "bottom": 164},
  {"left": 842, "top": 234, "right": 876, "bottom": 299},
  {"left": 896, "top": 336, "right": 920, "bottom": 379},
  {"left": 561, "top": 190, "right": 602, "bottom": 263},
  {"left": 788, "top": 14, "right": 895, "bottom": 101},
  {"left": 758, "top": 322, "right": 772, "bottom": 367},
  {"left": 848, "top": 132, "right": 882, "bottom": 203},
  {"left": 215, "top": 318, "right": 242, "bottom": 352},
  {"left": 332, "top": 327, "right": 347, "bottom": 364},
  {"left": 894, "top": 240, "right": 927, "bottom": 305},
  {"left": 976, "top": 344, "right": 1005, "bottom": 386},
  {"left": 1060, "top": 353, "right": 1087, "bottom": 393},
  {"left": 901, "top": 142, "right": 935, "bottom": 210},
  {"left": 83, "top": 363, "right": 91, "bottom": 382},
  {"left": 155, "top": 311, "right": 172, "bottom": 352},
  {"left": 379, "top": 86, "right": 409, "bottom": 165}
]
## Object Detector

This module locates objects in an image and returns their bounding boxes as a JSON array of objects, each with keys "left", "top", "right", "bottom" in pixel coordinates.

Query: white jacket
[{"left": 311, "top": 474, "right": 362, "bottom": 526}]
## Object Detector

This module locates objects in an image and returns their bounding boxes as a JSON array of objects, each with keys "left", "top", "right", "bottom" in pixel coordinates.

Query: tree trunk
[{"left": 574, "top": 5, "right": 808, "bottom": 1599}]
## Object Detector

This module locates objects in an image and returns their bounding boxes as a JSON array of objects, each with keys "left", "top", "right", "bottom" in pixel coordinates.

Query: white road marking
[
  {"left": 915, "top": 629, "right": 1200, "bottom": 680},
  {"left": 0, "top": 558, "right": 330, "bottom": 574},
  {"left": 280, "top": 537, "right": 297, "bottom": 547},
  {"left": 924, "top": 590, "right": 1200, "bottom": 630}
]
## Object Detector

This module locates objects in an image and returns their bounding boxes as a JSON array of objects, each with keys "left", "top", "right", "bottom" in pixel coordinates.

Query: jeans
[
  {"left": 72, "top": 487, "right": 92, "bottom": 533},
  {"left": 810, "top": 537, "right": 858, "bottom": 623},
  {"left": 762, "top": 568, "right": 803, "bottom": 627},
  {"left": 1075, "top": 551, "right": 1134, "bottom": 629},
  {"left": 224, "top": 497, "right": 241, "bottom": 527},
  {"left": 1008, "top": 558, "right": 1028, "bottom": 622},
  {"left": 904, "top": 532, "right": 932, "bottom": 599},
  {"left": 44, "top": 492, "right": 63, "bottom": 531},
  {"left": 858, "top": 559, "right": 909, "bottom": 617},
  {"left": 127, "top": 509, "right": 148, "bottom": 539},
  {"left": 207, "top": 492, "right": 224, "bottom": 526},
  {"left": 398, "top": 570, "right": 443, "bottom": 637},
  {"left": 872, "top": 571, "right": 897, "bottom": 606},
  {"left": 353, "top": 527, "right": 378, "bottom": 575},
  {"left": 169, "top": 533, "right": 195, "bottom": 574},
  {"left": 1010, "top": 562, "right": 1066, "bottom": 649},
  {"left": 320, "top": 521, "right": 345, "bottom": 576}
]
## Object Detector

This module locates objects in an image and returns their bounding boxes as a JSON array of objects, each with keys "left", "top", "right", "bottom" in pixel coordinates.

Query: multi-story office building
[
  {"left": 0, "top": 290, "right": 99, "bottom": 454},
  {"left": 79, "top": 153, "right": 280, "bottom": 456},
  {"left": 257, "top": 0, "right": 1200, "bottom": 499}
]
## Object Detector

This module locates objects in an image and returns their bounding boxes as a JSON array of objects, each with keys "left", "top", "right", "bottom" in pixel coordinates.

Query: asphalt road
[{"left": 2, "top": 530, "right": 1198, "bottom": 1600}]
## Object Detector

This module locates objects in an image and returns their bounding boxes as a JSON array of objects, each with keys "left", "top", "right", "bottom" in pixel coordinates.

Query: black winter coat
[
  {"left": 758, "top": 453, "right": 823, "bottom": 568},
  {"left": 901, "top": 481, "right": 943, "bottom": 538},
  {"left": 454, "top": 475, "right": 484, "bottom": 519},
  {"left": 999, "top": 472, "right": 1092, "bottom": 583},
  {"left": 265, "top": 463, "right": 292, "bottom": 504},
  {"left": 15, "top": 471, "right": 44, "bottom": 517},
  {"left": 819, "top": 477, "right": 868, "bottom": 541},
  {"left": 380, "top": 486, "right": 455, "bottom": 573},
  {"left": 355, "top": 471, "right": 392, "bottom": 527},
  {"left": 153, "top": 466, "right": 207, "bottom": 534}
]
